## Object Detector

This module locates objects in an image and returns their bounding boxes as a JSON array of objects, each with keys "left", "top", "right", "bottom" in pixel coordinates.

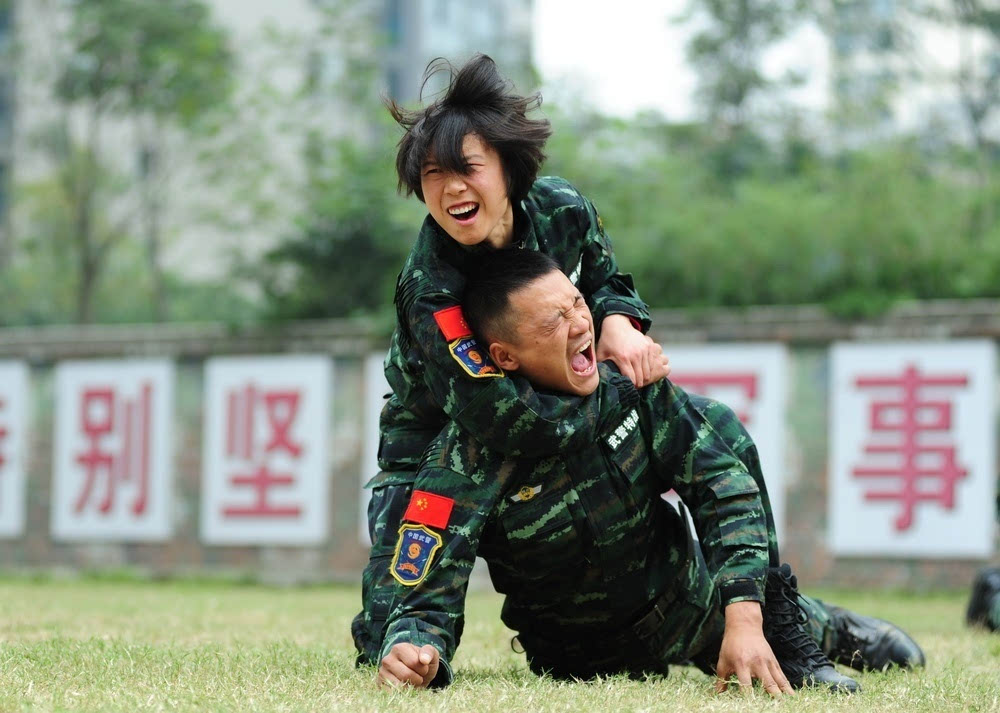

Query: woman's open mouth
[
  {"left": 447, "top": 202, "right": 479, "bottom": 224},
  {"left": 570, "top": 339, "right": 596, "bottom": 376}
]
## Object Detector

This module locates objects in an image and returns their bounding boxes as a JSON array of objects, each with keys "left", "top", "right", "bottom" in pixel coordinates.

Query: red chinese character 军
[
  {"left": 74, "top": 384, "right": 151, "bottom": 516},
  {"left": 851, "top": 364, "right": 969, "bottom": 531},
  {"left": 670, "top": 372, "right": 757, "bottom": 424}
]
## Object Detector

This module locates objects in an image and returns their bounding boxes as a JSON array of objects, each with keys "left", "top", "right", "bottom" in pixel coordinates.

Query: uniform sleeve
[
  {"left": 391, "top": 277, "right": 629, "bottom": 458},
  {"left": 575, "top": 196, "right": 652, "bottom": 334},
  {"left": 378, "top": 458, "right": 506, "bottom": 688},
  {"left": 640, "top": 380, "right": 769, "bottom": 606}
]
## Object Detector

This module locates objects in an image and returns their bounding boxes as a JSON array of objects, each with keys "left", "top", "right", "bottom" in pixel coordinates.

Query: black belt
[{"left": 632, "top": 587, "right": 679, "bottom": 640}]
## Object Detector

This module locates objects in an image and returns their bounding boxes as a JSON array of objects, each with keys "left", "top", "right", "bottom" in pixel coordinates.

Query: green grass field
[{"left": 0, "top": 577, "right": 998, "bottom": 712}]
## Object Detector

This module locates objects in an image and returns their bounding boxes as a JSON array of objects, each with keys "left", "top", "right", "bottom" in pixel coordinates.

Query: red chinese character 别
[
  {"left": 74, "top": 384, "right": 151, "bottom": 516},
  {"left": 851, "top": 364, "right": 969, "bottom": 531},
  {"left": 670, "top": 373, "right": 757, "bottom": 424}
]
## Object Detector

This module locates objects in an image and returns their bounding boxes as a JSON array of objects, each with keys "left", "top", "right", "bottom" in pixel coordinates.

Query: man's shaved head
[{"left": 464, "top": 250, "right": 563, "bottom": 344}]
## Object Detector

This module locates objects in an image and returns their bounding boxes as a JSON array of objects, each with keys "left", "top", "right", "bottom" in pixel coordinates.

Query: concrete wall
[{"left": 1, "top": 300, "right": 998, "bottom": 589}]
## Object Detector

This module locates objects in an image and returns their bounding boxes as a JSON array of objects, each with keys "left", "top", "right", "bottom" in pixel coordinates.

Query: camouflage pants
[
  {"left": 522, "top": 531, "right": 835, "bottom": 681},
  {"left": 352, "top": 395, "right": 784, "bottom": 667}
]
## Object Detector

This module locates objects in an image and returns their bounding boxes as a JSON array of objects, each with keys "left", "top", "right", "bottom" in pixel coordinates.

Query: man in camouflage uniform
[
  {"left": 355, "top": 178, "right": 667, "bottom": 654},
  {"left": 365, "top": 251, "right": 924, "bottom": 693}
]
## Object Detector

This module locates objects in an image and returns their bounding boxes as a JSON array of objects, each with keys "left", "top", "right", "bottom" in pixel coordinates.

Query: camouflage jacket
[
  {"left": 376, "top": 366, "right": 770, "bottom": 686},
  {"left": 378, "top": 176, "right": 651, "bottom": 472}
]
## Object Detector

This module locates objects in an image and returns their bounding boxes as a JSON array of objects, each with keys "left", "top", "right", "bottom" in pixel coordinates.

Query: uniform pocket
[
  {"left": 708, "top": 478, "right": 766, "bottom": 548},
  {"left": 367, "top": 472, "right": 417, "bottom": 557},
  {"left": 602, "top": 409, "right": 649, "bottom": 488},
  {"left": 500, "top": 490, "right": 580, "bottom": 579}
]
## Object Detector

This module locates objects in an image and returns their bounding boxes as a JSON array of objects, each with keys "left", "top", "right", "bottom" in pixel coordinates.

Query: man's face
[
  {"left": 498, "top": 270, "right": 599, "bottom": 396},
  {"left": 420, "top": 133, "right": 513, "bottom": 249}
]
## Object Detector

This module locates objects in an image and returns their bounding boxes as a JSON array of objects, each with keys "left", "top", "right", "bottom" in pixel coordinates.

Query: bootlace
[{"left": 766, "top": 574, "right": 829, "bottom": 668}]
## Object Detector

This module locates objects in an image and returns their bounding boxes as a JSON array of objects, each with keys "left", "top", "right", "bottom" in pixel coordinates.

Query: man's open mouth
[
  {"left": 571, "top": 339, "right": 596, "bottom": 376},
  {"left": 447, "top": 202, "right": 479, "bottom": 223}
]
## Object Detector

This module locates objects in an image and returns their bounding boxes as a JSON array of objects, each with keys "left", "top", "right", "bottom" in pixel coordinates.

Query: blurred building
[
  {"left": 0, "top": 0, "right": 13, "bottom": 260},
  {"left": 381, "top": 0, "right": 535, "bottom": 102},
  {"left": 827, "top": 0, "right": 999, "bottom": 145},
  {"left": 4, "top": 0, "right": 536, "bottom": 285}
]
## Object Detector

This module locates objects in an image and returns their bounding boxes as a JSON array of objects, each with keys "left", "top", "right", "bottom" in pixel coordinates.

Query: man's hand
[
  {"left": 377, "top": 643, "right": 440, "bottom": 688},
  {"left": 596, "top": 314, "right": 670, "bottom": 388},
  {"left": 715, "top": 601, "right": 794, "bottom": 698}
]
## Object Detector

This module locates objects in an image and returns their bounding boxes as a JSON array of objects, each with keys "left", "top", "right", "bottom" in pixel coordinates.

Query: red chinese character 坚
[
  {"left": 222, "top": 383, "right": 305, "bottom": 519},
  {"left": 226, "top": 385, "right": 304, "bottom": 461},
  {"left": 222, "top": 464, "right": 301, "bottom": 518},
  {"left": 851, "top": 364, "right": 969, "bottom": 531},
  {"left": 74, "top": 384, "right": 151, "bottom": 516},
  {"left": 670, "top": 373, "right": 757, "bottom": 424}
]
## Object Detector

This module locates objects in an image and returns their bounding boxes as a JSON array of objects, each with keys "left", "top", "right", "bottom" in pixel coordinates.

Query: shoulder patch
[
  {"left": 390, "top": 524, "right": 443, "bottom": 587},
  {"left": 449, "top": 336, "right": 505, "bottom": 379},
  {"left": 433, "top": 305, "right": 473, "bottom": 341},
  {"left": 404, "top": 489, "right": 455, "bottom": 528}
]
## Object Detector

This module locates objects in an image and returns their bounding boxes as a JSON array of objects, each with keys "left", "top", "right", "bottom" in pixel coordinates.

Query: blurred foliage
[
  {"left": 3, "top": 0, "right": 1000, "bottom": 327},
  {"left": 542, "top": 109, "right": 1000, "bottom": 317},
  {"left": 679, "top": 0, "right": 807, "bottom": 131},
  {"left": 255, "top": 133, "right": 421, "bottom": 325}
]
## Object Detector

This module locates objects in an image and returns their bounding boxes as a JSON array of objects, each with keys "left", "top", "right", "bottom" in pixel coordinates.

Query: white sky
[
  {"left": 533, "top": 0, "right": 699, "bottom": 120},
  {"left": 533, "top": 0, "right": 831, "bottom": 121}
]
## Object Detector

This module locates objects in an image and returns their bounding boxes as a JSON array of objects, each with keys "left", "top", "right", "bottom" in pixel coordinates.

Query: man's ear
[{"left": 488, "top": 341, "right": 519, "bottom": 371}]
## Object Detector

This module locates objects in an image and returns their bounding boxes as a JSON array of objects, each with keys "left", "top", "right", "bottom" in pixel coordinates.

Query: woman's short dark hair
[{"left": 386, "top": 54, "right": 552, "bottom": 205}]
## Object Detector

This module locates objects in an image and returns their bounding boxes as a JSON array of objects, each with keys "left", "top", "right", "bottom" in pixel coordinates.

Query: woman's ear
[{"left": 489, "top": 341, "right": 519, "bottom": 371}]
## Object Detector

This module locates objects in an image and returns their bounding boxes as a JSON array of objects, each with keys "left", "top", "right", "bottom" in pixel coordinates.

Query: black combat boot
[
  {"left": 763, "top": 564, "right": 860, "bottom": 694},
  {"left": 966, "top": 566, "right": 1000, "bottom": 631},
  {"left": 824, "top": 605, "right": 926, "bottom": 671}
]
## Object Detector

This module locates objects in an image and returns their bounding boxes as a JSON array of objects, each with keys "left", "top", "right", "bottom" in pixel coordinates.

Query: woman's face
[{"left": 420, "top": 133, "right": 514, "bottom": 249}]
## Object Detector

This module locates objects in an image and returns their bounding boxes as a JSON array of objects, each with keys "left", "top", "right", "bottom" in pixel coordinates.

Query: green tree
[
  {"left": 679, "top": 0, "right": 805, "bottom": 130},
  {"left": 56, "top": 0, "right": 233, "bottom": 320}
]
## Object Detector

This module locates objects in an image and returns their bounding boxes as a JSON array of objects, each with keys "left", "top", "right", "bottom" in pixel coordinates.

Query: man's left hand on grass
[
  {"left": 377, "top": 643, "right": 440, "bottom": 689},
  {"left": 715, "top": 600, "right": 794, "bottom": 698}
]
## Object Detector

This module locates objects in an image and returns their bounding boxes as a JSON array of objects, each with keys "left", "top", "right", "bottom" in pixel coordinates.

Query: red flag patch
[
  {"left": 404, "top": 490, "right": 455, "bottom": 529},
  {"left": 433, "top": 305, "right": 473, "bottom": 341}
]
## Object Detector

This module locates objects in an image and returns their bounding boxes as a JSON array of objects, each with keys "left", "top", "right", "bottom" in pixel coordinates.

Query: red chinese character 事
[
  {"left": 74, "top": 384, "right": 151, "bottom": 516},
  {"left": 851, "top": 364, "right": 969, "bottom": 531},
  {"left": 222, "top": 384, "right": 306, "bottom": 519},
  {"left": 670, "top": 373, "right": 758, "bottom": 424}
]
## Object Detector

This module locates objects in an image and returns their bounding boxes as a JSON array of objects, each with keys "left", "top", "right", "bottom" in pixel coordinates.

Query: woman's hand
[{"left": 596, "top": 314, "right": 670, "bottom": 388}]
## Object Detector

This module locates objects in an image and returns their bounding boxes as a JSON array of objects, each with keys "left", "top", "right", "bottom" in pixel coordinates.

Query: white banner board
[
  {"left": 0, "top": 362, "right": 29, "bottom": 538},
  {"left": 829, "top": 341, "right": 997, "bottom": 558},
  {"left": 360, "top": 352, "right": 391, "bottom": 544},
  {"left": 201, "top": 356, "right": 331, "bottom": 545},
  {"left": 667, "top": 343, "right": 790, "bottom": 543},
  {"left": 52, "top": 360, "right": 174, "bottom": 541}
]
